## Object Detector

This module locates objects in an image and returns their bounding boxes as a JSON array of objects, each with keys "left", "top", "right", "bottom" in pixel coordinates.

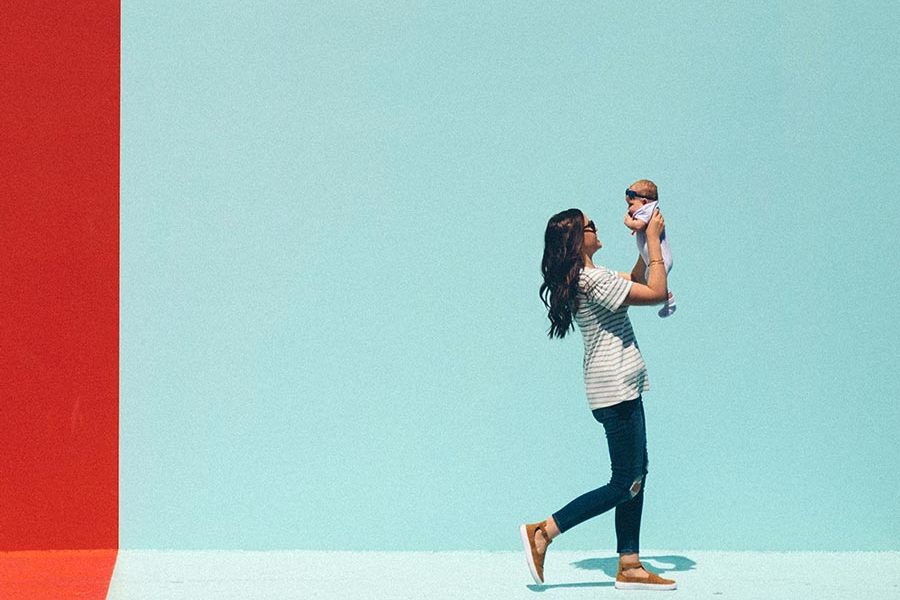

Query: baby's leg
[
  {"left": 660, "top": 235, "right": 673, "bottom": 273},
  {"left": 658, "top": 290, "right": 676, "bottom": 318}
]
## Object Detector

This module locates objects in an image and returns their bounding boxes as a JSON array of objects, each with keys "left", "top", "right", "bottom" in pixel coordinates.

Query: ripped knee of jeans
[{"left": 628, "top": 477, "right": 643, "bottom": 499}]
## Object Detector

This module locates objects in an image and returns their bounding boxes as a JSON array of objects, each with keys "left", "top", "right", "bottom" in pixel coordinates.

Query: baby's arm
[{"left": 624, "top": 213, "right": 648, "bottom": 234}]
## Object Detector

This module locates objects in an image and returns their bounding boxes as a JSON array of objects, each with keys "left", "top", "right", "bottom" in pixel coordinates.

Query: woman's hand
[{"left": 646, "top": 208, "right": 665, "bottom": 239}]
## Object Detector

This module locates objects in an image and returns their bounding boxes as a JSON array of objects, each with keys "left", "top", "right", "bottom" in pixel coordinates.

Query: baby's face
[{"left": 626, "top": 197, "right": 646, "bottom": 216}]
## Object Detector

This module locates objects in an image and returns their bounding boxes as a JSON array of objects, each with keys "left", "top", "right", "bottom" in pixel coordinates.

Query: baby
[{"left": 623, "top": 179, "right": 676, "bottom": 318}]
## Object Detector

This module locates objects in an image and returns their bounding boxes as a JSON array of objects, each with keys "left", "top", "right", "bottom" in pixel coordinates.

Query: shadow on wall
[{"left": 527, "top": 554, "right": 696, "bottom": 592}]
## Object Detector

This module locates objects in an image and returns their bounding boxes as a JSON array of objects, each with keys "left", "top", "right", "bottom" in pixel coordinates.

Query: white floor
[{"left": 106, "top": 550, "right": 900, "bottom": 599}]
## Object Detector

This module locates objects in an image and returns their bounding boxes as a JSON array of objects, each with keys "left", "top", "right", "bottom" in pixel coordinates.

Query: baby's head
[{"left": 625, "top": 179, "right": 658, "bottom": 215}]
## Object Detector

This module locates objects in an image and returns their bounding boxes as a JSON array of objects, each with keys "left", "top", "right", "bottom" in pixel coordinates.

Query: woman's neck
[{"left": 582, "top": 254, "right": 596, "bottom": 269}]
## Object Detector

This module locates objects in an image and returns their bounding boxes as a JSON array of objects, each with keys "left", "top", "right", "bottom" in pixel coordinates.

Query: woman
[{"left": 520, "top": 207, "right": 676, "bottom": 591}]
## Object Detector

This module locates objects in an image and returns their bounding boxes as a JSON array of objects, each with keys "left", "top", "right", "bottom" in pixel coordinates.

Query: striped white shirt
[{"left": 574, "top": 266, "right": 649, "bottom": 409}]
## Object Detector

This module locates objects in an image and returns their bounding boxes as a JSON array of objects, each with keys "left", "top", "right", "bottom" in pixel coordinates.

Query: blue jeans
[{"left": 551, "top": 397, "right": 649, "bottom": 554}]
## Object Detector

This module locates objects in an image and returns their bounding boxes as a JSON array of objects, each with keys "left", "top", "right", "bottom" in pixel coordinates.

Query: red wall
[{"left": 1, "top": 2, "right": 119, "bottom": 550}]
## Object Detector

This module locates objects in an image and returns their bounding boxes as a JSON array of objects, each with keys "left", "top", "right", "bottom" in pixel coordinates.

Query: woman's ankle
[{"left": 544, "top": 516, "right": 561, "bottom": 539}]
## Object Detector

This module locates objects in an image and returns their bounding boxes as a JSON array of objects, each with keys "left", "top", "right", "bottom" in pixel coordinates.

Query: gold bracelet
[{"left": 649, "top": 259, "right": 665, "bottom": 265}]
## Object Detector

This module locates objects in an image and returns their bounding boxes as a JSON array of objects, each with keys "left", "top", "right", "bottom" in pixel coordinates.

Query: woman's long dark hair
[{"left": 540, "top": 209, "right": 585, "bottom": 339}]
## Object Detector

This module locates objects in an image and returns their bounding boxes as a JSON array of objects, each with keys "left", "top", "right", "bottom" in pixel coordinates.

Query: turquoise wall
[{"left": 121, "top": 2, "right": 900, "bottom": 550}]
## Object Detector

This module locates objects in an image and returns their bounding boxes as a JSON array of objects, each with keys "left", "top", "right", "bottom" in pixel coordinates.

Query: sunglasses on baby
[{"left": 625, "top": 189, "right": 657, "bottom": 201}]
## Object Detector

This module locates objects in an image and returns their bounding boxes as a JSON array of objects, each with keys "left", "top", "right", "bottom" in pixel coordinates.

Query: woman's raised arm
[{"left": 623, "top": 209, "right": 668, "bottom": 306}]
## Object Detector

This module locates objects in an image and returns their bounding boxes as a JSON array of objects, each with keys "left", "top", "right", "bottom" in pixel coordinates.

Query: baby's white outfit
[{"left": 633, "top": 200, "right": 676, "bottom": 318}]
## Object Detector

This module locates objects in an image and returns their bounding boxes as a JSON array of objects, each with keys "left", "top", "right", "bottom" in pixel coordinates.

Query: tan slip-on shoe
[
  {"left": 519, "top": 521, "right": 552, "bottom": 584},
  {"left": 615, "top": 561, "right": 677, "bottom": 590}
]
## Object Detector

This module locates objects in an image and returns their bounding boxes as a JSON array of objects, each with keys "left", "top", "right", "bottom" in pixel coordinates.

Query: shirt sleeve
[
  {"left": 581, "top": 268, "right": 633, "bottom": 312},
  {"left": 633, "top": 200, "right": 658, "bottom": 224}
]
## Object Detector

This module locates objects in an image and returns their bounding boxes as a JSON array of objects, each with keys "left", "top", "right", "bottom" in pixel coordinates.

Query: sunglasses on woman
[{"left": 584, "top": 220, "right": 596, "bottom": 233}]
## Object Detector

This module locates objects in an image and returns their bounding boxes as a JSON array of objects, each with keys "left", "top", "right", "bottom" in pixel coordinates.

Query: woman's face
[{"left": 581, "top": 213, "right": 602, "bottom": 255}]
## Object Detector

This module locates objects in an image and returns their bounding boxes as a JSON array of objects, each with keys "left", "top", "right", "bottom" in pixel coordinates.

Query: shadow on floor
[
  {"left": 528, "top": 580, "right": 614, "bottom": 592},
  {"left": 527, "top": 555, "right": 695, "bottom": 592},
  {"left": 571, "top": 554, "right": 696, "bottom": 578}
]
